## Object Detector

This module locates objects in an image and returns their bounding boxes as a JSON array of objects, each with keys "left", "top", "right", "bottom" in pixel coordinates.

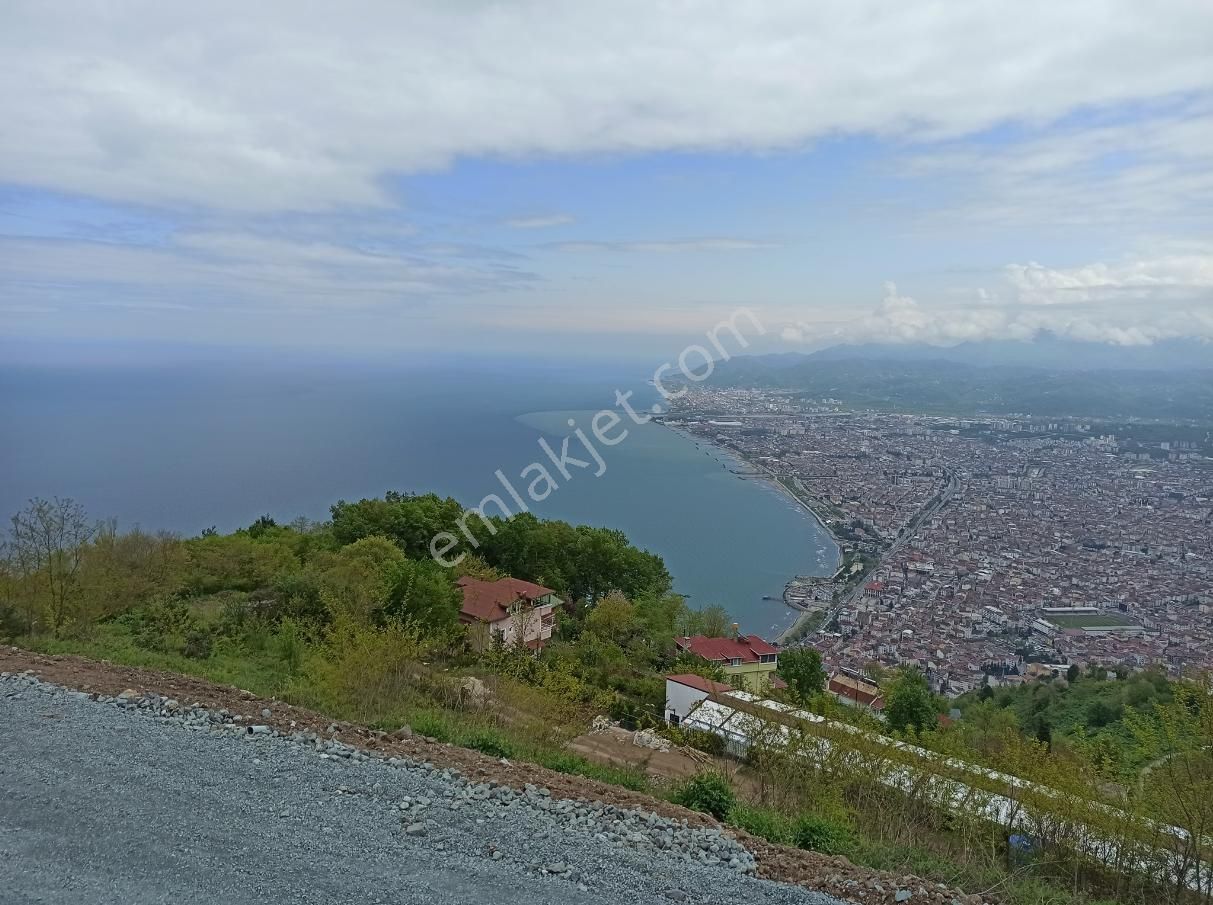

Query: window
[{"left": 729, "top": 657, "right": 741, "bottom": 667}]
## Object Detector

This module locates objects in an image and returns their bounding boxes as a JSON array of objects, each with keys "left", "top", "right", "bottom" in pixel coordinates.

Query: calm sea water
[{"left": 0, "top": 360, "right": 836, "bottom": 636}]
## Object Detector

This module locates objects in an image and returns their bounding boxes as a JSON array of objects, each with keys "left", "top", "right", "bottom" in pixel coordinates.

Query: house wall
[
  {"left": 664, "top": 681, "right": 711, "bottom": 724},
  {"left": 722, "top": 662, "right": 778, "bottom": 694},
  {"left": 493, "top": 603, "right": 554, "bottom": 648}
]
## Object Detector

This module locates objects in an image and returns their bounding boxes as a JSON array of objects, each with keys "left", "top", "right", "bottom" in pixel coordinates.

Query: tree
[
  {"left": 9, "top": 497, "right": 95, "bottom": 636},
  {"left": 584, "top": 591, "right": 637, "bottom": 644},
  {"left": 246, "top": 514, "right": 278, "bottom": 538},
  {"left": 380, "top": 558, "right": 461, "bottom": 632},
  {"left": 681, "top": 604, "right": 732, "bottom": 638},
  {"left": 779, "top": 648, "right": 827, "bottom": 702},
  {"left": 884, "top": 668, "right": 938, "bottom": 735},
  {"left": 1066, "top": 663, "right": 1080, "bottom": 683}
]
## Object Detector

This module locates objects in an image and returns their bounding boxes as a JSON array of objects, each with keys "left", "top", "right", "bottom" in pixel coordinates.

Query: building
[
  {"left": 664, "top": 673, "right": 735, "bottom": 725},
  {"left": 456, "top": 576, "right": 559, "bottom": 652},
  {"left": 827, "top": 673, "right": 885, "bottom": 717},
  {"left": 675, "top": 633, "right": 780, "bottom": 693}
]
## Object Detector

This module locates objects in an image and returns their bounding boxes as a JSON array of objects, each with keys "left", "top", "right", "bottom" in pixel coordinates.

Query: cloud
[
  {"left": 2, "top": 2, "right": 1211, "bottom": 211},
  {"left": 0, "top": 229, "right": 539, "bottom": 318},
  {"left": 784, "top": 251, "right": 1213, "bottom": 348},
  {"left": 1005, "top": 255, "right": 1213, "bottom": 305},
  {"left": 504, "top": 214, "right": 575, "bottom": 229},
  {"left": 547, "top": 238, "right": 776, "bottom": 253},
  {"left": 900, "top": 101, "right": 1213, "bottom": 227}
]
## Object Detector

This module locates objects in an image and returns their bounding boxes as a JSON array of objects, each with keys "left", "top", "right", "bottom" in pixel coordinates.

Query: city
[{"left": 668, "top": 387, "right": 1213, "bottom": 696}]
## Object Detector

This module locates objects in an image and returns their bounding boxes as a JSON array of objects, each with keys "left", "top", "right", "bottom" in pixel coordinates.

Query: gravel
[{"left": 0, "top": 671, "right": 847, "bottom": 905}]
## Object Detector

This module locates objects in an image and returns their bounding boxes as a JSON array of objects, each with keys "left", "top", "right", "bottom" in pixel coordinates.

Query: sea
[{"left": 0, "top": 358, "right": 837, "bottom": 637}]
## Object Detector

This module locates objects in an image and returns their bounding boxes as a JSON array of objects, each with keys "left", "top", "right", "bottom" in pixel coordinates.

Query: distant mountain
[
  {"left": 704, "top": 350, "right": 1213, "bottom": 423},
  {"left": 802, "top": 336, "right": 1213, "bottom": 371}
]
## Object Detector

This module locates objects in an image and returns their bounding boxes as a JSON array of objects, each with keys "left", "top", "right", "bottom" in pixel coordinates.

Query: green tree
[
  {"left": 884, "top": 668, "right": 938, "bottom": 735},
  {"left": 318, "top": 535, "right": 407, "bottom": 623},
  {"left": 778, "top": 648, "right": 827, "bottom": 701},
  {"left": 9, "top": 497, "right": 96, "bottom": 636},
  {"left": 584, "top": 591, "right": 638, "bottom": 645},
  {"left": 380, "top": 558, "right": 461, "bottom": 632},
  {"left": 681, "top": 603, "right": 732, "bottom": 638}
]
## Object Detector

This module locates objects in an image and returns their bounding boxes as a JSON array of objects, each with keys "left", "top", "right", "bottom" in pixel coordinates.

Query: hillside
[
  {"left": 704, "top": 356, "right": 1213, "bottom": 423},
  {"left": 5, "top": 492, "right": 1213, "bottom": 905}
]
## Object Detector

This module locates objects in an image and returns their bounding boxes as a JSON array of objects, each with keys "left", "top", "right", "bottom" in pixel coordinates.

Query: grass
[
  {"left": 1044, "top": 613, "right": 1137, "bottom": 629},
  {"left": 20, "top": 623, "right": 1136, "bottom": 905},
  {"left": 25, "top": 623, "right": 294, "bottom": 698},
  {"left": 24, "top": 621, "right": 655, "bottom": 798}
]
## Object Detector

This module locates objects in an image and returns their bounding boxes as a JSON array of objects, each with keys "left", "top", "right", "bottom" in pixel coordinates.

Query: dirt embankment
[{"left": 0, "top": 647, "right": 987, "bottom": 905}]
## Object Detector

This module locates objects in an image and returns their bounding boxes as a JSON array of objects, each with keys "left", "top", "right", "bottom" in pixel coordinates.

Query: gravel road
[{"left": 0, "top": 673, "right": 846, "bottom": 905}]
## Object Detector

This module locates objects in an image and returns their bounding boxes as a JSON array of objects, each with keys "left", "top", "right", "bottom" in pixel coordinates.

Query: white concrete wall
[{"left": 664, "top": 679, "right": 710, "bottom": 724}]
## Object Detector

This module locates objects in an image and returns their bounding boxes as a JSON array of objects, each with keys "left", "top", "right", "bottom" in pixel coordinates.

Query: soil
[{"left": 0, "top": 647, "right": 988, "bottom": 905}]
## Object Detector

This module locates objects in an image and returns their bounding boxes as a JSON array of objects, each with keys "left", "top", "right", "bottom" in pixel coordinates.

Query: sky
[{"left": 2, "top": 1, "right": 1213, "bottom": 363}]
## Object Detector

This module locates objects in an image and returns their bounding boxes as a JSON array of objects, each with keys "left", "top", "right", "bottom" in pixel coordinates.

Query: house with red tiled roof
[
  {"left": 456, "top": 576, "right": 560, "bottom": 652},
  {"left": 675, "top": 633, "right": 780, "bottom": 693}
]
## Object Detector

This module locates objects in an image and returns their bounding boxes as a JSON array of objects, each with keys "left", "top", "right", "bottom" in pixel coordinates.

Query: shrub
[
  {"left": 182, "top": 630, "right": 213, "bottom": 659},
  {"left": 301, "top": 615, "right": 433, "bottom": 722},
  {"left": 123, "top": 599, "right": 207, "bottom": 656},
  {"left": 663, "top": 724, "right": 727, "bottom": 756},
  {"left": 729, "top": 803, "right": 793, "bottom": 844},
  {"left": 672, "top": 770, "right": 736, "bottom": 820},
  {"left": 791, "top": 814, "right": 854, "bottom": 855},
  {"left": 273, "top": 618, "right": 307, "bottom": 673},
  {"left": 464, "top": 728, "right": 514, "bottom": 758}
]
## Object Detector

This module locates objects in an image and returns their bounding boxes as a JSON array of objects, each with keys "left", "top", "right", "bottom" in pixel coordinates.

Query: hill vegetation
[{"left": 3, "top": 493, "right": 1213, "bottom": 905}]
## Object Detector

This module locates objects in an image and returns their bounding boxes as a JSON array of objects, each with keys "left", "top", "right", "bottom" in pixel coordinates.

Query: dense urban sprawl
[{"left": 668, "top": 387, "right": 1213, "bottom": 697}]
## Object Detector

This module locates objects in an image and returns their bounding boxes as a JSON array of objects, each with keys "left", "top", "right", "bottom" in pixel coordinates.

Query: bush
[
  {"left": 123, "top": 599, "right": 209, "bottom": 656},
  {"left": 464, "top": 728, "right": 514, "bottom": 758},
  {"left": 182, "top": 630, "right": 213, "bottom": 659},
  {"left": 671, "top": 770, "right": 736, "bottom": 820},
  {"left": 791, "top": 814, "right": 854, "bottom": 855},
  {"left": 663, "top": 724, "right": 726, "bottom": 756},
  {"left": 729, "top": 804, "right": 793, "bottom": 844}
]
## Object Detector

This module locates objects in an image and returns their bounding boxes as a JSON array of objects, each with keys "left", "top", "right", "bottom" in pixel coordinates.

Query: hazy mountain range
[
  {"left": 706, "top": 338, "right": 1213, "bottom": 423},
  {"left": 758, "top": 336, "right": 1213, "bottom": 372}
]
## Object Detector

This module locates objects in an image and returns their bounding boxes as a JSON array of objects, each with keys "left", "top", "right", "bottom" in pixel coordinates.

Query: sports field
[{"left": 1045, "top": 612, "right": 1136, "bottom": 629}]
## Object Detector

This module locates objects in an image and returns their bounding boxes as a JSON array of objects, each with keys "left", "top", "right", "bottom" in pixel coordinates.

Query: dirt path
[{"left": 0, "top": 646, "right": 985, "bottom": 905}]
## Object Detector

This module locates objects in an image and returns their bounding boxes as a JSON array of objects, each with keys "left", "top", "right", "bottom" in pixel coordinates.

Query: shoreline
[{"left": 660, "top": 422, "right": 844, "bottom": 643}]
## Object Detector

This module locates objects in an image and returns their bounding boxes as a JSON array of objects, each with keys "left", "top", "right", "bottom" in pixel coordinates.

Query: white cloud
[
  {"left": 1005, "top": 255, "right": 1213, "bottom": 305},
  {"left": 784, "top": 252, "right": 1213, "bottom": 348},
  {"left": 2, "top": 1, "right": 1211, "bottom": 211},
  {"left": 504, "top": 214, "right": 575, "bottom": 229},
  {"left": 901, "top": 103, "right": 1213, "bottom": 227},
  {"left": 548, "top": 238, "right": 776, "bottom": 253},
  {"left": 0, "top": 230, "right": 538, "bottom": 316}
]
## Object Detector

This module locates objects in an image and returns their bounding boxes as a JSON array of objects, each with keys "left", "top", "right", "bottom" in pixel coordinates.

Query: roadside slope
[{"left": 0, "top": 648, "right": 985, "bottom": 905}]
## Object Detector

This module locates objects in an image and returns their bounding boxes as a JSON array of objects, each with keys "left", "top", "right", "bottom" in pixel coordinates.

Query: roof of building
[
  {"left": 456, "top": 576, "right": 557, "bottom": 623},
  {"left": 675, "top": 634, "right": 778, "bottom": 664},
  {"left": 828, "top": 674, "right": 885, "bottom": 709},
  {"left": 665, "top": 673, "right": 735, "bottom": 695}
]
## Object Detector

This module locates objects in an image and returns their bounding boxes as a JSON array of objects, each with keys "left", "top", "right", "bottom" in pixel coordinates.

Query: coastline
[{"left": 659, "top": 422, "right": 843, "bottom": 642}]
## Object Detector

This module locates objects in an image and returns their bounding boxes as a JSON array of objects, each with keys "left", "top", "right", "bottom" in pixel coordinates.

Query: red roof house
[
  {"left": 456, "top": 576, "right": 560, "bottom": 651},
  {"left": 674, "top": 634, "right": 780, "bottom": 693}
]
